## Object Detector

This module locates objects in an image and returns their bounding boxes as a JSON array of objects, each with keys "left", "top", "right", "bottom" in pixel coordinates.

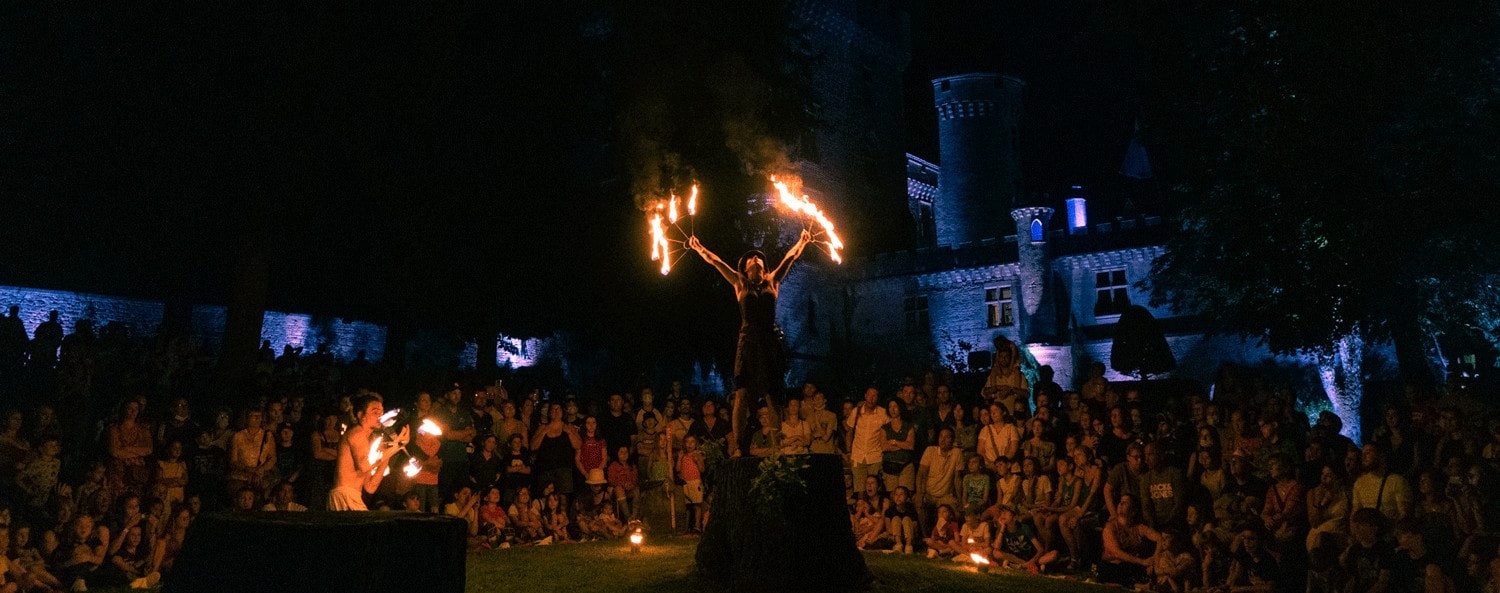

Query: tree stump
[{"left": 695, "top": 454, "right": 871, "bottom": 591}]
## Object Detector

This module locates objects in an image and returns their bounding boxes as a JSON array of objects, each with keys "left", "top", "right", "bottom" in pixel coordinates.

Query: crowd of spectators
[
  {"left": 2, "top": 305, "right": 1500, "bottom": 593},
  {"left": 834, "top": 361, "right": 1500, "bottom": 593}
]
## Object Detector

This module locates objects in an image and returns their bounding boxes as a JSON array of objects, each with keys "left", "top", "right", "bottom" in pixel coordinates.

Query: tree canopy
[{"left": 1111, "top": 0, "right": 1500, "bottom": 381}]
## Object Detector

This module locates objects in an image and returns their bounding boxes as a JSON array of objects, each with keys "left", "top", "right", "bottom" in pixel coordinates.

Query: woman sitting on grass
[
  {"left": 478, "top": 486, "right": 511, "bottom": 547},
  {"left": 444, "top": 486, "right": 482, "bottom": 547}
]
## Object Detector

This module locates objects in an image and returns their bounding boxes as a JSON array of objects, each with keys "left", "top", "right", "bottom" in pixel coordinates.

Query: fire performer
[
  {"left": 329, "top": 394, "right": 408, "bottom": 511},
  {"left": 687, "top": 229, "right": 812, "bottom": 455}
]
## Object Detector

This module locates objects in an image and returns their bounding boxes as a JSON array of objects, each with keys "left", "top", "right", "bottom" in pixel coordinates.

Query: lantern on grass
[
  {"left": 968, "top": 552, "right": 991, "bottom": 574},
  {"left": 627, "top": 520, "right": 646, "bottom": 553}
]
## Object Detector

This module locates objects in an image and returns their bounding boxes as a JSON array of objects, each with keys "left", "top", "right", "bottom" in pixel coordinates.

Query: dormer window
[{"left": 1030, "top": 219, "right": 1044, "bottom": 242}]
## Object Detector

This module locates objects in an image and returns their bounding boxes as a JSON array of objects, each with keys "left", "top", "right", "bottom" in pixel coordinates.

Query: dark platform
[
  {"left": 696, "top": 454, "right": 871, "bottom": 591},
  {"left": 163, "top": 511, "right": 466, "bottom": 593}
]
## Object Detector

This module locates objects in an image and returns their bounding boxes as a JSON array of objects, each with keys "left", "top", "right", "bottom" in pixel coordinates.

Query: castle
[{"left": 773, "top": 2, "right": 1299, "bottom": 390}]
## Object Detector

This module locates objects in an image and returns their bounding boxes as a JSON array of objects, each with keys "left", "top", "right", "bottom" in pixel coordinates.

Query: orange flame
[
  {"left": 367, "top": 436, "right": 383, "bottom": 466},
  {"left": 669, "top": 194, "right": 680, "bottom": 223},
  {"left": 969, "top": 552, "right": 991, "bottom": 565},
  {"left": 687, "top": 184, "right": 698, "bottom": 216},
  {"left": 649, "top": 212, "right": 671, "bottom": 275},
  {"left": 403, "top": 458, "right": 421, "bottom": 478},
  {"left": 770, "top": 177, "right": 843, "bottom": 264},
  {"left": 417, "top": 418, "right": 443, "bottom": 436}
]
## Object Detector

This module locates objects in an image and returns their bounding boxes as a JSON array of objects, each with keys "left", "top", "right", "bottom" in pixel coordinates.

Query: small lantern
[{"left": 627, "top": 520, "right": 645, "bottom": 553}]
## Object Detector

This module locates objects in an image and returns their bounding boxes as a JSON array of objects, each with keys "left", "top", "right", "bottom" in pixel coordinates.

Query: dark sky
[{"left": 0, "top": 1, "right": 1142, "bottom": 364}]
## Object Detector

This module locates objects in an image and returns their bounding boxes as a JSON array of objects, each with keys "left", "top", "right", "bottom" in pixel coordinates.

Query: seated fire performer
[
  {"left": 687, "top": 229, "right": 812, "bottom": 455},
  {"left": 329, "top": 394, "right": 407, "bottom": 511}
]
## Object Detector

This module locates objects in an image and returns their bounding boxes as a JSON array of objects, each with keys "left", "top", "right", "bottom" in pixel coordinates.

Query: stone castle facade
[{"left": 774, "top": 4, "right": 1290, "bottom": 390}]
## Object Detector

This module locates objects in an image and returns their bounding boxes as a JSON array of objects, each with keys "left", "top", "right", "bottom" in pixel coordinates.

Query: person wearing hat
[
  {"left": 687, "top": 229, "right": 813, "bottom": 455},
  {"left": 573, "top": 468, "right": 611, "bottom": 540}
]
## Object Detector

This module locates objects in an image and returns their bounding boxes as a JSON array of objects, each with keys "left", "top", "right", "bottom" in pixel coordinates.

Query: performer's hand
[
  {"left": 799, "top": 229, "right": 812, "bottom": 245},
  {"left": 687, "top": 235, "right": 703, "bottom": 253}
]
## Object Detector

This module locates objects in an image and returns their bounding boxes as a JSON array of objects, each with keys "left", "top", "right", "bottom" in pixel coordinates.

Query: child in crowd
[
  {"left": 923, "top": 504, "right": 960, "bottom": 558},
  {"left": 153, "top": 440, "right": 188, "bottom": 509},
  {"left": 960, "top": 455, "right": 990, "bottom": 513},
  {"left": 606, "top": 446, "right": 639, "bottom": 520},
  {"left": 852, "top": 498, "right": 884, "bottom": 550},
  {"left": 958, "top": 509, "right": 992, "bottom": 560},
  {"left": 508, "top": 487, "right": 545, "bottom": 543},
  {"left": 1147, "top": 531, "right": 1195, "bottom": 593}
]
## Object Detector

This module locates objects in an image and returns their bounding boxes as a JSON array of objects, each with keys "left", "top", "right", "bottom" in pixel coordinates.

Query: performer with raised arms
[{"left": 687, "top": 229, "right": 812, "bottom": 455}]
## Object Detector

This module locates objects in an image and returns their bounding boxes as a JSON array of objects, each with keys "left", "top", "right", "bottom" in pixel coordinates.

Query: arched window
[{"left": 1030, "top": 218, "right": 1044, "bottom": 242}]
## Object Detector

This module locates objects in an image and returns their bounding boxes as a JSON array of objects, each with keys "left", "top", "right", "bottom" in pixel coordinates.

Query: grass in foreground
[{"left": 466, "top": 536, "right": 1118, "bottom": 593}]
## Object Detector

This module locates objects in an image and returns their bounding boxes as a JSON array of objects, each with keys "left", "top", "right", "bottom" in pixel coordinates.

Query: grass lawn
[{"left": 465, "top": 536, "right": 1119, "bottom": 593}]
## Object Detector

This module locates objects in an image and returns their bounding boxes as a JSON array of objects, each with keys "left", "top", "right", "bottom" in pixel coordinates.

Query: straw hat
[{"left": 585, "top": 468, "right": 608, "bottom": 486}]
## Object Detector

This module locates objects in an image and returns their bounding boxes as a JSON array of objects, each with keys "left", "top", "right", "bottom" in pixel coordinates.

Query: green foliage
[
  {"left": 699, "top": 437, "right": 728, "bottom": 478},
  {"left": 748, "top": 453, "right": 810, "bottom": 514},
  {"left": 1111, "top": 305, "right": 1177, "bottom": 379}
]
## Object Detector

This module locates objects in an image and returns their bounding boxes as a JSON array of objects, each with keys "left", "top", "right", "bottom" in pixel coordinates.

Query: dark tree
[
  {"left": 1086, "top": 0, "right": 1500, "bottom": 437},
  {"left": 1111, "top": 305, "right": 1176, "bottom": 380}
]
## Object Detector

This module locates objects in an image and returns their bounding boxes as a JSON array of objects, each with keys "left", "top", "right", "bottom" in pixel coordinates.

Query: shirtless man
[{"left": 328, "top": 395, "right": 408, "bottom": 511}]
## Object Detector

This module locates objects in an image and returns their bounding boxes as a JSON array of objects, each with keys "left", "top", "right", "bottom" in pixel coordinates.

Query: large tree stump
[{"left": 696, "top": 454, "right": 871, "bottom": 591}]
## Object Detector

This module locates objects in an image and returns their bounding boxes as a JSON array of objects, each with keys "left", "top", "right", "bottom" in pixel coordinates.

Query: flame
[
  {"left": 378, "top": 409, "right": 400, "bottom": 428},
  {"left": 668, "top": 194, "right": 680, "bottom": 223},
  {"left": 770, "top": 177, "right": 843, "bottom": 264},
  {"left": 403, "top": 458, "right": 422, "bottom": 478},
  {"left": 969, "top": 552, "right": 991, "bottom": 565},
  {"left": 418, "top": 418, "right": 443, "bottom": 436},
  {"left": 649, "top": 212, "right": 672, "bottom": 275},
  {"left": 687, "top": 184, "right": 698, "bottom": 216},
  {"left": 367, "top": 436, "right": 383, "bottom": 466},
  {"left": 629, "top": 532, "right": 644, "bottom": 545}
]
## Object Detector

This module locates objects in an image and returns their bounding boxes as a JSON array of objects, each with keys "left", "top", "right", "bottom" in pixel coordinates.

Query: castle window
[
  {"left": 903, "top": 295, "right": 929, "bottom": 335},
  {"left": 985, "top": 286, "right": 1014, "bottom": 328},
  {"left": 1094, "top": 269, "right": 1131, "bottom": 318},
  {"left": 1030, "top": 219, "right": 1044, "bottom": 242}
]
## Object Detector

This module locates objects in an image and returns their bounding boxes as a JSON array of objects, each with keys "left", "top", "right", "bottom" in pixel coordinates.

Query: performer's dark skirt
[{"left": 734, "top": 326, "right": 788, "bottom": 403}]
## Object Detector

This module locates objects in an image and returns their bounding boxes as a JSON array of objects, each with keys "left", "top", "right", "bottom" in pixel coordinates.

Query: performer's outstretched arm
[
  {"left": 771, "top": 229, "right": 813, "bottom": 284},
  {"left": 688, "top": 236, "right": 739, "bottom": 285}
]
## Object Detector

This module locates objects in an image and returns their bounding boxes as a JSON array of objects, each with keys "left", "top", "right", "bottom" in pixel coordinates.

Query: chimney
[{"left": 1065, "top": 186, "right": 1087, "bottom": 235}]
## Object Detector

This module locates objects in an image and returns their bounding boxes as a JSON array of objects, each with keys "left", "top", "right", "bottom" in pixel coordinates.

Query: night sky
[{"left": 0, "top": 1, "right": 1145, "bottom": 367}]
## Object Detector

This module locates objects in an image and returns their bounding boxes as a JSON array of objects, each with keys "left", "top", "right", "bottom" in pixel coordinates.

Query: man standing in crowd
[
  {"left": 436, "top": 385, "right": 477, "bottom": 501},
  {"left": 1104, "top": 442, "right": 1146, "bottom": 519},
  {"left": 1136, "top": 441, "right": 1186, "bottom": 530},
  {"left": 846, "top": 387, "right": 888, "bottom": 489},
  {"left": 598, "top": 393, "right": 636, "bottom": 456},
  {"left": 330, "top": 394, "right": 406, "bottom": 511},
  {"left": 916, "top": 426, "right": 963, "bottom": 529},
  {"left": 1350, "top": 442, "right": 1412, "bottom": 522}
]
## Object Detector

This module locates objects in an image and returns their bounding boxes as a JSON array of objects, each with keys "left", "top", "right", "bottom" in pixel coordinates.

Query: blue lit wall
[
  {"left": 0, "top": 285, "right": 384, "bottom": 362},
  {"left": 0, "top": 286, "right": 165, "bottom": 337},
  {"left": 189, "top": 306, "right": 386, "bottom": 362}
]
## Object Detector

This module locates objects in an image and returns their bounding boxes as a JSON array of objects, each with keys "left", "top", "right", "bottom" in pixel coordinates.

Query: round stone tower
[
  {"left": 932, "top": 73, "right": 1025, "bottom": 248},
  {"left": 1012, "top": 206, "right": 1055, "bottom": 343}
]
